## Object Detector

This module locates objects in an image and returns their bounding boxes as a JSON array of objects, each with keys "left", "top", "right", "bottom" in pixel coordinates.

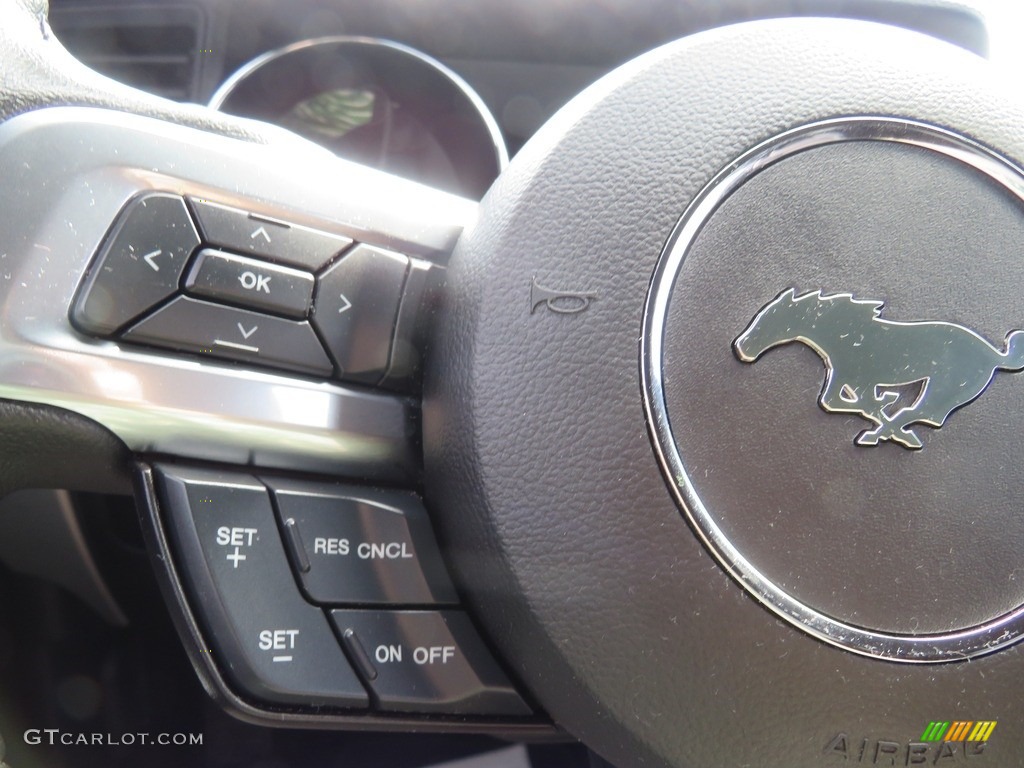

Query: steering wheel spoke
[{"left": 0, "top": 106, "right": 472, "bottom": 478}]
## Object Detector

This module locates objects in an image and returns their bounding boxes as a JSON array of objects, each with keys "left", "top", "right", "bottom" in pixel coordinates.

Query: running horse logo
[{"left": 733, "top": 289, "right": 1024, "bottom": 449}]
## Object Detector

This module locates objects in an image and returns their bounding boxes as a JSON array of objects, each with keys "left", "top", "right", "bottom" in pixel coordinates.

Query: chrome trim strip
[
  {"left": 642, "top": 116, "right": 1024, "bottom": 662},
  {"left": 0, "top": 107, "right": 476, "bottom": 478},
  {"left": 210, "top": 35, "right": 509, "bottom": 174}
]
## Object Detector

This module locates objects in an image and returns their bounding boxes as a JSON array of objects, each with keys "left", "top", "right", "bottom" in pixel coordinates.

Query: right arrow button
[{"left": 313, "top": 244, "right": 409, "bottom": 384}]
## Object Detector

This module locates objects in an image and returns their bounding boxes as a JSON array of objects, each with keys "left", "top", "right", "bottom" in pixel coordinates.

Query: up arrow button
[
  {"left": 250, "top": 226, "right": 272, "bottom": 243},
  {"left": 189, "top": 198, "right": 352, "bottom": 271}
]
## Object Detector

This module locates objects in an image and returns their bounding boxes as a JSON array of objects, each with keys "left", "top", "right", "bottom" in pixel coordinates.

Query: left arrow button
[{"left": 72, "top": 194, "right": 200, "bottom": 335}]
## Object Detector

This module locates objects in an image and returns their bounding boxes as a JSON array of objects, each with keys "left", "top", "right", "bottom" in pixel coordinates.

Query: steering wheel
[{"left": 4, "top": 0, "right": 1024, "bottom": 766}]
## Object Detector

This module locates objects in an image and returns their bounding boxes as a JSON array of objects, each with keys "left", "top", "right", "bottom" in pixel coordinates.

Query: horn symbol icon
[{"left": 530, "top": 277, "right": 598, "bottom": 315}]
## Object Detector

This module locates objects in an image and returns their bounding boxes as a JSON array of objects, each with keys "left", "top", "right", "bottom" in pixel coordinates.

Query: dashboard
[{"left": 0, "top": 2, "right": 1001, "bottom": 768}]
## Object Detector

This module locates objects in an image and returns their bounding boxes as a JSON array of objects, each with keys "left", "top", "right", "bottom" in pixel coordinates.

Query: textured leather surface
[
  {"left": 0, "top": 400, "right": 131, "bottom": 496},
  {"left": 424, "top": 18, "right": 1024, "bottom": 768}
]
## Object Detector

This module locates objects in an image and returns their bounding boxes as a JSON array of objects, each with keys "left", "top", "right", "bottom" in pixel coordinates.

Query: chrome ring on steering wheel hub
[{"left": 643, "top": 116, "right": 1024, "bottom": 662}]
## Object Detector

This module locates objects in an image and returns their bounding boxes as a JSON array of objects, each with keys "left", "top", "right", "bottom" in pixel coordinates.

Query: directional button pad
[{"left": 73, "top": 193, "right": 417, "bottom": 385}]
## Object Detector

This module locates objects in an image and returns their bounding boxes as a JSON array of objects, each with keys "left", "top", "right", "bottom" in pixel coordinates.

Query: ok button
[
  {"left": 239, "top": 270, "right": 272, "bottom": 293},
  {"left": 185, "top": 248, "right": 315, "bottom": 318}
]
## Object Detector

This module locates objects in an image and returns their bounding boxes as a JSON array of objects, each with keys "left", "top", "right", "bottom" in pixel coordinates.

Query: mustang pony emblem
[{"left": 733, "top": 289, "right": 1024, "bottom": 449}]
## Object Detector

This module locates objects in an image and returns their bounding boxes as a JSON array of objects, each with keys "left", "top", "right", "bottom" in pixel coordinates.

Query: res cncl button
[{"left": 266, "top": 478, "right": 457, "bottom": 606}]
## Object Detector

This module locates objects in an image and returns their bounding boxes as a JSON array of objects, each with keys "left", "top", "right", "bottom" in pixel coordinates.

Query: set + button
[{"left": 155, "top": 465, "right": 368, "bottom": 707}]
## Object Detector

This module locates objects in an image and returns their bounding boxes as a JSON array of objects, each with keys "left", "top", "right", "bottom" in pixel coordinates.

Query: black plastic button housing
[
  {"left": 266, "top": 479, "right": 458, "bottom": 606},
  {"left": 329, "top": 610, "right": 530, "bottom": 715},
  {"left": 71, "top": 193, "right": 436, "bottom": 390},
  {"left": 73, "top": 193, "right": 200, "bottom": 334},
  {"left": 155, "top": 465, "right": 369, "bottom": 707},
  {"left": 314, "top": 244, "right": 408, "bottom": 383},
  {"left": 123, "top": 296, "right": 333, "bottom": 376},
  {"left": 190, "top": 198, "right": 352, "bottom": 271},
  {"left": 382, "top": 258, "right": 446, "bottom": 390},
  {"left": 185, "top": 248, "right": 315, "bottom": 318}
]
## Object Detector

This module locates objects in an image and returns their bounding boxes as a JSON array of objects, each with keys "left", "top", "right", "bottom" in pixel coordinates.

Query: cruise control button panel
[
  {"left": 330, "top": 610, "right": 531, "bottom": 716},
  {"left": 267, "top": 478, "right": 458, "bottom": 606},
  {"left": 124, "top": 296, "right": 333, "bottom": 376},
  {"left": 154, "top": 465, "right": 368, "bottom": 707},
  {"left": 73, "top": 193, "right": 200, "bottom": 335},
  {"left": 185, "top": 248, "right": 315, "bottom": 318},
  {"left": 143, "top": 464, "right": 536, "bottom": 725}
]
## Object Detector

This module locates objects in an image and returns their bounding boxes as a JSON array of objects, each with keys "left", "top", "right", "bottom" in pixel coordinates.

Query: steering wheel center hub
[
  {"left": 426, "top": 17, "right": 1024, "bottom": 768},
  {"left": 643, "top": 117, "right": 1024, "bottom": 661}
]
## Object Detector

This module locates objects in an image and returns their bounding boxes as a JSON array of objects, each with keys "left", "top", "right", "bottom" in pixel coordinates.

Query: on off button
[{"left": 329, "top": 610, "right": 531, "bottom": 716}]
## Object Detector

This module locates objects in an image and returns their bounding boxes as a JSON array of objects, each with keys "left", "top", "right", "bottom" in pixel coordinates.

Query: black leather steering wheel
[{"left": 5, "top": 1, "right": 1024, "bottom": 766}]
